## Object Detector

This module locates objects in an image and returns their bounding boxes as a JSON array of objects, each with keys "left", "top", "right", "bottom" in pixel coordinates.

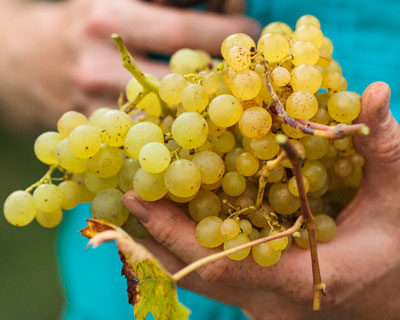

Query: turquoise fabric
[{"left": 58, "top": 1, "right": 400, "bottom": 319}]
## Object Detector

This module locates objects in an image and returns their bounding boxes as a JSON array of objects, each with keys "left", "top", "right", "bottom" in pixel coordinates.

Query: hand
[
  {"left": 0, "top": 0, "right": 260, "bottom": 130},
  {"left": 123, "top": 82, "right": 400, "bottom": 319}
]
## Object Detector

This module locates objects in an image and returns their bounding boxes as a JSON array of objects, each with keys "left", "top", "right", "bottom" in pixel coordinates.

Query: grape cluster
[{"left": 3, "top": 15, "right": 365, "bottom": 267}]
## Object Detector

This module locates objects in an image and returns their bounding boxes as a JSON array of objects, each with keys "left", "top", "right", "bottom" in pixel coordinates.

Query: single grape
[
  {"left": 290, "top": 64, "right": 323, "bottom": 93},
  {"left": 56, "top": 139, "right": 88, "bottom": 173},
  {"left": 225, "top": 148, "right": 245, "bottom": 172},
  {"left": 316, "top": 214, "right": 337, "bottom": 242},
  {"left": 58, "top": 180, "right": 81, "bottom": 210},
  {"left": 118, "top": 158, "right": 140, "bottom": 192},
  {"left": 302, "top": 160, "right": 328, "bottom": 192},
  {"left": 296, "top": 14, "right": 321, "bottom": 29},
  {"left": 300, "top": 135, "right": 329, "bottom": 160},
  {"left": 164, "top": 159, "right": 201, "bottom": 197},
  {"left": 202, "top": 71, "right": 220, "bottom": 94},
  {"left": 258, "top": 33, "right": 289, "bottom": 62},
  {"left": 83, "top": 171, "right": 118, "bottom": 194},
  {"left": 334, "top": 136, "right": 352, "bottom": 151},
  {"left": 333, "top": 159, "right": 353, "bottom": 178},
  {"left": 34, "top": 131, "right": 62, "bottom": 165},
  {"left": 181, "top": 84, "right": 209, "bottom": 113},
  {"left": 288, "top": 176, "right": 310, "bottom": 196},
  {"left": 226, "top": 46, "right": 252, "bottom": 71},
  {"left": 159, "top": 73, "right": 188, "bottom": 105},
  {"left": 262, "top": 22, "right": 293, "bottom": 36},
  {"left": 294, "top": 228, "right": 309, "bottom": 249},
  {"left": 91, "top": 188, "right": 129, "bottom": 226},
  {"left": 224, "top": 234, "right": 251, "bottom": 261},
  {"left": 269, "top": 230, "right": 289, "bottom": 251},
  {"left": 36, "top": 208, "right": 63, "bottom": 228},
  {"left": 211, "top": 131, "right": 236, "bottom": 154},
  {"left": 231, "top": 70, "right": 262, "bottom": 100},
  {"left": 189, "top": 189, "right": 221, "bottom": 222},
  {"left": 293, "top": 24, "right": 323, "bottom": 48},
  {"left": 248, "top": 228, "right": 261, "bottom": 241},
  {"left": 271, "top": 66, "right": 291, "bottom": 87},
  {"left": 282, "top": 123, "right": 305, "bottom": 139},
  {"left": 222, "top": 172, "right": 246, "bottom": 197},
  {"left": 3, "top": 191, "right": 37, "bottom": 226},
  {"left": 285, "top": 91, "right": 318, "bottom": 120},
  {"left": 250, "top": 132, "right": 280, "bottom": 160},
  {"left": 291, "top": 40, "right": 319, "bottom": 66},
  {"left": 98, "top": 110, "right": 133, "bottom": 147},
  {"left": 267, "top": 164, "right": 285, "bottom": 183},
  {"left": 196, "top": 216, "right": 225, "bottom": 248},
  {"left": 239, "top": 107, "right": 272, "bottom": 138},
  {"left": 170, "top": 48, "right": 209, "bottom": 75},
  {"left": 32, "top": 184, "right": 63, "bottom": 213},
  {"left": 310, "top": 108, "right": 330, "bottom": 125},
  {"left": 136, "top": 92, "right": 162, "bottom": 117},
  {"left": 350, "top": 153, "right": 365, "bottom": 168},
  {"left": 252, "top": 243, "right": 281, "bottom": 267},
  {"left": 88, "top": 144, "right": 123, "bottom": 178},
  {"left": 268, "top": 183, "right": 300, "bottom": 215},
  {"left": 89, "top": 107, "right": 112, "bottom": 127},
  {"left": 221, "top": 33, "right": 255, "bottom": 60},
  {"left": 57, "top": 111, "right": 88, "bottom": 138},
  {"left": 68, "top": 125, "right": 101, "bottom": 158},
  {"left": 327, "top": 91, "right": 361, "bottom": 122},
  {"left": 192, "top": 151, "right": 225, "bottom": 184},
  {"left": 139, "top": 142, "right": 171, "bottom": 173},
  {"left": 126, "top": 77, "right": 143, "bottom": 102},
  {"left": 236, "top": 152, "right": 259, "bottom": 176},
  {"left": 172, "top": 112, "right": 208, "bottom": 149},
  {"left": 220, "top": 218, "right": 241, "bottom": 239},
  {"left": 133, "top": 168, "right": 168, "bottom": 201},
  {"left": 208, "top": 94, "right": 243, "bottom": 127},
  {"left": 321, "top": 36, "right": 334, "bottom": 54}
]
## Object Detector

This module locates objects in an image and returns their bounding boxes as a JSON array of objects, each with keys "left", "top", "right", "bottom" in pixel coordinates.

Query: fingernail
[{"left": 122, "top": 196, "right": 150, "bottom": 223}]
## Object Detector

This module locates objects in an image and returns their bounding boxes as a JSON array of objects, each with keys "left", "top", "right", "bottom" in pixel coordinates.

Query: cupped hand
[
  {"left": 0, "top": 0, "right": 259, "bottom": 130},
  {"left": 123, "top": 82, "right": 400, "bottom": 320}
]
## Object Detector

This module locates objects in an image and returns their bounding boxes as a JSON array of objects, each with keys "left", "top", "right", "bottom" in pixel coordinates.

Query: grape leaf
[{"left": 80, "top": 219, "right": 190, "bottom": 320}]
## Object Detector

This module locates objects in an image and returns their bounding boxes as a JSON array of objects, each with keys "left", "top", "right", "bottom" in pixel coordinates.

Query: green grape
[
  {"left": 36, "top": 208, "right": 63, "bottom": 228},
  {"left": 220, "top": 218, "right": 241, "bottom": 239},
  {"left": 296, "top": 14, "right": 321, "bottom": 29},
  {"left": 239, "top": 107, "right": 272, "bottom": 138},
  {"left": 248, "top": 228, "right": 261, "bottom": 241},
  {"left": 56, "top": 139, "right": 88, "bottom": 173},
  {"left": 285, "top": 91, "right": 318, "bottom": 120},
  {"left": 221, "top": 33, "right": 255, "bottom": 60},
  {"left": 126, "top": 77, "right": 143, "bottom": 102},
  {"left": 196, "top": 216, "right": 225, "bottom": 248},
  {"left": 231, "top": 70, "right": 262, "bottom": 100},
  {"left": 317, "top": 48, "right": 332, "bottom": 68},
  {"left": 88, "top": 107, "right": 112, "bottom": 127},
  {"left": 58, "top": 180, "right": 81, "bottom": 210},
  {"left": 288, "top": 175, "right": 310, "bottom": 196},
  {"left": 333, "top": 159, "right": 353, "bottom": 178},
  {"left": 91, "top": 188, "right": 129, "bottom": 226},
  {"left": 325, "top": 59, "right": 342, "bottom": 74},
  {"left": 302, "top": 160, "right": 328, "bottom": 192},
  {"left": 3, "top": 191, "right": 37, "bottom": 226},
  {"left": 118, "top": 158, "right": 140, "bottom": 192},
  {"left": 159, "top": 73, "right": 188, "bottom": 105},
  {"left": 224, "top": 234, "right": 251, "bottom": 261},
  {"left": 123, "top": 215, "right": 151, "bottom": 239},
  {"left": 267, "top": 164, "right": 284, "bottom": 183},
  {"left": 281, "top": 139, "right": 305, "bottom": 168},
  {"left": 258, "top": 33, "right": 289, "bottom": 62},
  {"left": 226, "top": 46, "right": 252, "bottom": 71},
  {"left": 172, "top": 112, "right": 208, "bottom": 149},
  {"left": 124, "top": 122, "right": 164, "bottom": 159},
  {"left": 239, "top": 219, "right": 252, "bottom": 235},
  {"left": 268, "top": 183, "right": 300, "bottom": 215},
  {"left": 248, "top": 205, "right": 270, "bottom": 228},
  {"left": 282, "top": 123, "right": 305, "bottom": 139},
  {"left": 322, "top": 71, "right": 342, "bottom": 91},
  {"left": 236, "top": 152, "right": 259, "bottom": 176},
  {"left": 98, "top": 110, "right": 133, "bottom": 147},
  {"left": 202, "top": 71, "right": 220, "bottom": 94},
  {"left": 291, "top": 40, "right": 320, "bottom": 66},
  {"left": 293, "top": 24, "right": 323, "bottom": 48},
  {"left": 83, "top": 171, "right": 118, "bottom": 194},
  {"left": 316, "top": 214, "right": 337, "bottom": 242},
  {"left": 269, "top": 230, "right": 289, "bottom": 251},
  {"left": 328, "top": 91, "right": 361, "bottom": 122},
  {"left": 192, "top": 151, "right": 225, "bottom": 184},
  {"left": 294, "top": 228, "right": 309, "bottom": 249},
  {"left": 271, "top": 66, "right": 291, "bottom": 87},
  {"left": 34, "top": 131, "right": 62, "bottom": 165},
  {"left": 208, "top": 94, "right": 243, "bottom": 127},
  {"left": 262, "top": 22, "right": 293, "bottom": 36},
  {"left": 139, "top": 142, "right": 171, "bottom": 173},
  {"left": 133, "top": 168, "right": 168, "bottom": 201},
  {"left": 250, "top": 132, "right": 280, "bottom": 160},
  {"left": 136, "top": 92, "right": 162, "bottom": 117},
  {"left": 350, "top": 153, "right": 365, "bottom": 168},
  {"left": 168, "top": 192, "right": 196, "bottom": 203},
  {"left": 252, "top": 243, "right": 281, "bottom": 267},
  {"left": 164, "top": 159, "right": 201, "bottom": 197},
  {"left": 202, "top": 179, "right": 222, "bottom": 191},
  {"left": 57, "top": 111, "right": 88, "bottom": 138},
  {"left": 181, "top": 84, "right": 209, "bottom": 112},
  {"left": 334, "top": 136, "right": 352, "bottom": 151},
  {"left": 211, "top": 131, "right": 235, "bottom": 154},
  {"left": 300, "top": 135, "right": 329, "bottom": 160},
  {"left": 310, "top": 108, "right": 330, "bottom": 125},
  {"left": 321, "top": 36, "right": 334, "bottom": 54},
  {"left": 222, "top": 172, "right": 246, "bottom": 196},
  {"left": 32, "top": 184, "right": 63, "bottom": 213},
  {"left": 170, "top": 48, "right": 209, "bottom": 75},
  {"left": 188, "top": 189, "right": 221, "bottom": 222},
  {"left": 166, "top": 138, "right": 179, "bottom": 151},
  {"left": 224, "top": 148, "right": 244, "bottom": 172},
  {"left": 88, "top": 144, "right": 123, "bottom": 178},
  {"left": 290, "top": 64, "right": 322, "bottom": 93},
  {"left": 68, "top": 125, "right": 101, "bottom": 158}
]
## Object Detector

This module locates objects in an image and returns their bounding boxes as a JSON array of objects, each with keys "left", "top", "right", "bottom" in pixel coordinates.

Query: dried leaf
[{"left": 80, "top": 219, "right": 190, "bottom": 320}]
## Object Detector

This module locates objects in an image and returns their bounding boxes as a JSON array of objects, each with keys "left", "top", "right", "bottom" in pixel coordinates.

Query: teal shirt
[{"left": 58, "top": 1, "right": 400, "bottom": 319}]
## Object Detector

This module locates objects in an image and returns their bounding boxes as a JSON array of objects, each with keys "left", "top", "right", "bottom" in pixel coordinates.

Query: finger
[
  {"left": 354, "top": 81, "right": 400, "bottom": 183},
  {"left": 84, "top": 0, "right": 261, "bottom": 56}
]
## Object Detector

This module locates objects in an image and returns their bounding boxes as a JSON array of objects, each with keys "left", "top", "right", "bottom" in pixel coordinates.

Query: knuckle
[{"left": 154, "top": 225, "right": 180, "bottom": 250}]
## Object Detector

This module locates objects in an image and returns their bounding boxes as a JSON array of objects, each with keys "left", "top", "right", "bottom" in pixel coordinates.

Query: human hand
[
  {"left": 123, "top": 82, "right": 400, "bottom": 319},
  {"left": 0, "top": 0, "right": 259, "bottom": 130}
]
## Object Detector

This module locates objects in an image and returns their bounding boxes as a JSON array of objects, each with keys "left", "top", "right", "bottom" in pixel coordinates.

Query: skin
[
  {"left": 0, "top": 0, "right": 259, "bottom": 131},
  {"left": 123, "top": 82, "right": 400, "bottom": 319}
]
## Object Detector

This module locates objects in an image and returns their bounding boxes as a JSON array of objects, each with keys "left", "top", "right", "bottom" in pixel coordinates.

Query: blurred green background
[{"left": 0, "top": 125, "right": 63, "bottom": 319}]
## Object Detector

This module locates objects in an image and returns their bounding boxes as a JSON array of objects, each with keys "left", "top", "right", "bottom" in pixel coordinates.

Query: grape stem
[
  {"left": 261, "top": 57, "right": 369, "bottom": 140},
  {"left": 255, "top": 152, "right": 285, "bottom": 208},
  {"left": 171, "top": 215, "right": 303, "bottom": 282},
  {"left": 111, "top": 34, "right": 169, "bottom": 116},
  {"left": 24, "top": 164, "right": 59, "bottom": 193},
  {"left": 276, "top": 134, "right": 326, "bottom": 311}
]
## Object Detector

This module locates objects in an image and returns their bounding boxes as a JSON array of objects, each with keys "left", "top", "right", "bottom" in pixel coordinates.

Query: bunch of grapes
[{"left": 3, "top": 15, "right": 366, "bottom": 268}]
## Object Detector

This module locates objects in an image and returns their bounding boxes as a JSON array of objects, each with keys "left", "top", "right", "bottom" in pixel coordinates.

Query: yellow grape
[
  {"left": 118, "top": 158, "right": 141, "bottom": 193},
  {"left": 302, "top": 160, "right": 328, "bottom": 192},
  {"left": 88, "top": 144, "right": 123, "bottom": 178},
  {"left": 34, "top": 131, "right": 62, "bottom": 165},
  {"left": 222, "top": 171, "right": 246, "bottom": 196},
  {"left": 88, "top": 107, "right": 111, "bottom": 127},
  {"left": 291, "top": 40, "right": 319, "bottom": 66},
  {"left": 296, "top": 14, "right": 321, "bottom": 29},
  {"left": 83, "top": 171, "right": 118, "bottom": 194},
  {"left": 310, "top": 108, "right": 330, "bottom": 125},
  {"left": 252, "top": 243, "right": 281, "bottom": 267},
  {"left": 236, "top": 152, "right": 259, "bottom": 176},
  {"left": 68, "top": 125, "right": 101, "bottom": 158},
  {"left": 139, "top": 142, "right": 171, "bottom": 173},
  {"left": 57, "top": 111, "right": 88, "bottom": 138},
  {"left": 226, "top": 46, "right": 252, "bottom": 71},
  {"left": 293, "top": 24, "right": 323, "bottom": 48},
  {"left": 282, "top": 123, "right": 305, "bottom": 139},
  {"left": 300, "top": 135, "right": 329, "bottom": 160},
  {"left": 334, "top": 136, "right": 352, "bottom": 151},
  {"left": 221, "top": 33, "right": 255, "bottom": 60},
  {"left": 172, "top": 112, "right": 208, "bottom": 149},
  {"left": 267, "top": 164, "right": 284, "bottom": 183},
  {"left": 192, "top": 151, "right": 225, "bottom": 184},
  {"left": 36, "top": 208, "right": 63, "bottom": 228},
  {"left": 164, "top": 159, "right": 201, "bottom": 197},
  {"left": 224, "top": 148, "right": 245, "bottom": 172},
  {"left": 224, "top": 234, "right": 251, "bottom": 261},
  {"left": 181, "top": 84, "right": 209, "bottom": 113},
  {"left": 258, "top": 33, "right": 289, "bottom": 62},
  {"left": 206, "top": 117, "right": 226, "bottom": 137},
  {"left": 262, "top": 22, "right": 293, "bottom": 36},
  {"left": 58, "top": 180, "right": 81, "bottom": 210},
  {"left": 189, "top": 189, "right": 221, "bottom": 222},
  {"left": 239, "top": 219, "right": 253, "bottom": 235},
  {"left": 269, "top": 230, "right": 289, "bottom": 251},
  {"left": 317, "top": 48, "right": 332, "bottom": 68},
  {"left": 271, "top": 66, "right": 291, "bottom": 87},
  {"left": 211, "top": 131, "right": 235, "bottom": 154},
  {"left": 288, "top": 176, "right": 310, "bottom": 196},
  {"left": 290, "top": 64, "right": 323, "bottom": 93},
  {"left": 316, "top": 214, "right": 337, "bottom": 242},
  {"left": 133, "top": 168, "right": 168, "bottom": 201},
  {"left": 220, "top": 218, "right": 241, "bottom": 239},
  {"left": 231, "top": 70, "right": 262, "bottom": 100},
  {"left": 56, "top": 139, "right": 88, "bottom": 173},
  {"left": 201, "top": 71, "right": 220, "bottom": 95},
  {"left": 208, "top": 94, "right": 243, "bottom": 127},
  {"left": 32, "top": 184, "right": 63, "bottom": 213},
  {"left": 126, "top": 77, "right": 143, "bottom": 102},
  {"left": 321, "top": 36, "right": 334, "bottom": 54},
  {"left": 294, "top": 228, "right": 309, "bottom": 249},
  {"left": 168, "top": 192, "right": 196, "bottom": 203},
  {"left": 98, "top": 110, "right": 133, "bottom": 147},
  {"left": 285, "top": 91, "right": 318, "bottom": 120},
  {"left": 170, "top": 48, "right": 209, "bottom": 75},
  {"left": 333, "top": 159, "right": 353, "bottom": 178},
  {"left": 327, "top": 91, "right": 361, "bottom": 122},
  {"left": 196, "top": 216, "right": 225, "bottom": 248},
  {"left": 159, "top": 73, "right": 188, "bottom": 105},
  {"left": 136, "top": 92, "right": 162, "bottom": 117},
  {"left": 3, "top": 191, "right": 37, "bottom": 227},
  {"left": 268, "top": 183, "right": 300, "bottom": 215},
  {"left": 239, "top": 107, "right": 272, "bottom": 138},
  {"left": 250, "top": 132, "right": 280, "bottom": 160}
]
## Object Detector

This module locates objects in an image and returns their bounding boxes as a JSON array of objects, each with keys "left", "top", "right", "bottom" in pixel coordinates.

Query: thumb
[{"left": 353, "top": 81, "right": 400, "bottom": 182}]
